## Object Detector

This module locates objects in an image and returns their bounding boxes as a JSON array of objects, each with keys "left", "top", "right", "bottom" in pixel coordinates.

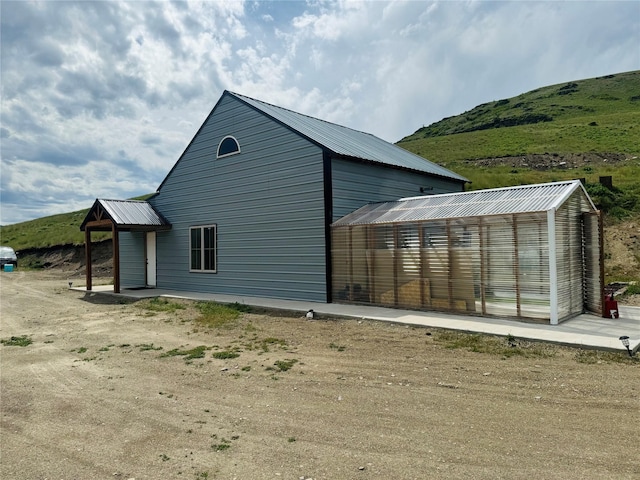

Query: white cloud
[{"left": 1, "top": 0, "right": 638, "bottom": 225}]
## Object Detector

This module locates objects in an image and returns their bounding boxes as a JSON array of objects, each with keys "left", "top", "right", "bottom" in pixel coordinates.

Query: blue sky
[{"left": 1, "top": 0, "right": 639, "bottom": 225}]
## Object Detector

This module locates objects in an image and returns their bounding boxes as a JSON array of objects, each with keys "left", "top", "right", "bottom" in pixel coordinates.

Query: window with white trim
[
  {"left": 190, "top": 225, "right": 217, "bottom": 272},
  {"left": 217, "top": 135, "right": 240, "bottom": 158}
]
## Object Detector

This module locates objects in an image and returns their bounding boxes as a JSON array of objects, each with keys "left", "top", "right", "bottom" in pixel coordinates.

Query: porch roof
[{"left": 80, "top": 199, "right": 171, "bottom": 232}]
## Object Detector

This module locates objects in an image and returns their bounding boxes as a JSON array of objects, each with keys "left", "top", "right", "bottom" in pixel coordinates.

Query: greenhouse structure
[{"left": 331, "top": 180, "right": 603, "bottom": 324}]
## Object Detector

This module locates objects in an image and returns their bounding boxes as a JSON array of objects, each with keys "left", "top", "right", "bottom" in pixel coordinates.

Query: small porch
[{"left": 80, "top": 199, "right": 171, "bottom": 293}]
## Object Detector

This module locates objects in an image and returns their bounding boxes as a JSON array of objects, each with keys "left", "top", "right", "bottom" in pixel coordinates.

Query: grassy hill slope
[
  {"left": 398, "top": 70, "right": 640, "bottom": 193},
  {"left": 399, "top": 70, "right": 639, "bottom": 158}
]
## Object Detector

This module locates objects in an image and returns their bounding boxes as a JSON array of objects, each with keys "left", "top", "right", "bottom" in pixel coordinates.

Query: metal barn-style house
[
  {"left": 331, "top": 180, "right": 603, "bottom": 324},
  {"left": 82, "top": 91, "right": 467, "bottom": 301}
]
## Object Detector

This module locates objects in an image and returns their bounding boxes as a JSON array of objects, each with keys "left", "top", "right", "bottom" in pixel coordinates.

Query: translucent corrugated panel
[
  {"left": 582, "top": 211, "right": 603, "bottom": 315},
  {"left": 332, "top": 212, "right": 551, "bottom": 320},
  {"left": 555, "top": 191, "right": 592, "bottom": 321}
]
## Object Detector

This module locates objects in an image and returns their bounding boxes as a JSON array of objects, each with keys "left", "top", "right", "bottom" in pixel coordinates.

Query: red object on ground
[{"left": 604, "top": 299, "right": 619, "bottom": 318}]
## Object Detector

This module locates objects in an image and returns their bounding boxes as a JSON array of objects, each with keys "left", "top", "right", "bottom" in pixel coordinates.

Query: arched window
[{"left": 217, "top": 136, "right": 240, "bottom": 158}]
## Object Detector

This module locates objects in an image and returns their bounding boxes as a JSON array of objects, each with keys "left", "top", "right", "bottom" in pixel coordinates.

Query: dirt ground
[{"left": 1, "top": 271, "right": 639, "bottom": 480}]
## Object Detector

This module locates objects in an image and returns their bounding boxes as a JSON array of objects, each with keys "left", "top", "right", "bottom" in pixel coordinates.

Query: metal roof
[
  {"left": 80, "top": 199, "right": 171, "bottom": 231},
  {"left": 332, "top": 180, "right": 595, "bottom": 226},
  {"left": 227, "top": 91, "right": 468, "bottom": 183}
]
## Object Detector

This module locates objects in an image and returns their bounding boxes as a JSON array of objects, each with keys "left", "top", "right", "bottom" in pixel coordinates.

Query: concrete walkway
[{"left": 78, "top": 285, "right": 640, "bottom": 355}]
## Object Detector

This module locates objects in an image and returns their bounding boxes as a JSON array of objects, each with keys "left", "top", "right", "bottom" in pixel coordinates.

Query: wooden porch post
[{"left": 85, "top": 228, "right": 92, "bottom": 291}]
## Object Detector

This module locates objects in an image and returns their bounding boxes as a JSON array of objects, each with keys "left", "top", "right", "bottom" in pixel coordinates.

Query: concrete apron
[{"left": 76, "top": 285, "right": 640, "bottom": 355}]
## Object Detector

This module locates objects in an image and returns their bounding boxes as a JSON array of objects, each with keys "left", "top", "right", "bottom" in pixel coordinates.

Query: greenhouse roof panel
[{"left": 332, "top": 180, "right": 594, "bottom": 226}]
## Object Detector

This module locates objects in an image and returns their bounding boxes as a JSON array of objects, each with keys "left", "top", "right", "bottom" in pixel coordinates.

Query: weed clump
[
  {"left": 161, "top": 345, "right": 209, "bottom": 360},
  {"left": 212, "top": 350, "right": 240, "bottom": 360},
  {"left": 1, "top": 335, "right": 32, "bottom": 347},
  {"left": 273, "top": 359, "right": 298, "bottom": 372}
]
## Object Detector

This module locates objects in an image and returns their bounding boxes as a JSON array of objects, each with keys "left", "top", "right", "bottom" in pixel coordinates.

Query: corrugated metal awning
[
  {"left": 332, "top": 180, "right": 596, "bottom": 226},
  {"left": 80, "top": 199, "right": 171, "bottom": 232}
]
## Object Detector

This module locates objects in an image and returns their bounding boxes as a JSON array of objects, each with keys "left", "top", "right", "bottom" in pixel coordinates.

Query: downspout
[{"left": 547, "top": 208, "right": 558, "bottom": 325}]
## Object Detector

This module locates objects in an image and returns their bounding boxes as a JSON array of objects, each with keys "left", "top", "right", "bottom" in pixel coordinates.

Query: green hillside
[
  {"left": 0, "top": 209, "right": 110, "bottom": 252},
  {"left": 399, "top": 70, "right": 640, "bottom": 158}
]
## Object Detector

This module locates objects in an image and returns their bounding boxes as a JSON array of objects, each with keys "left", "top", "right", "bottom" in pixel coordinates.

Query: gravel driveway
[{"left": 1, "top": 271, "right": 638, "bottom": 479}]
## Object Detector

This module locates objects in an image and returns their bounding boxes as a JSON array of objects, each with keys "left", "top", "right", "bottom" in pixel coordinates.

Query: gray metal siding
[
  {"left": 331, "top": 158, "right": 464, "bottom": 221},
  {"left": 119, "top": 231, "right": 146, "bottom": 287},
  {"left": 150, "top": 95, "right": 327, "bottom": 301}
]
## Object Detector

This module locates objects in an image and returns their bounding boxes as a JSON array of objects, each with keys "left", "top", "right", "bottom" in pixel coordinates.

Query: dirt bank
[{"left": 1, "top": 271, "right": 638, "bottom": 479}]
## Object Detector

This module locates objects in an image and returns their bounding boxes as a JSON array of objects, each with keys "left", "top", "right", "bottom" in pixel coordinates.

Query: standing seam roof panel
[
  {"left": 228, "top": 91, "right": 468, "bottom": 183},
  {"left": 98, "top": 199, "right": 169, "bottom": 227}
]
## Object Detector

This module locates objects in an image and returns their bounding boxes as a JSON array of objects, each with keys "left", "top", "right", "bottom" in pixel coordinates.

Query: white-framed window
[
  {"left": 217, "top": 135, "right": 240, "bottom": 158},
  {"left": 190, "top": 225, "right": 217, "bottom": 272}
]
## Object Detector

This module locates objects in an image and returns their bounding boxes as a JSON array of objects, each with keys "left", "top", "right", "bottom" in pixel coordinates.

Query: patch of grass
[
  {"left": 137, "top": 297, "right": 186, "bottom": 313},
  {"left": 260, "top": 337, "right": 288, "bottom": 352},
  {"left": 161, "top": 345, "right": 209, "bottom": 360},
  {"left": 137, "top": 343, "right": 163, "bottom": 351},
  {"left": 77, "top": 347, "right": 88, "bottom": 354},
  {"left": 1, "top": 335, "right": 33, "bottom": 347},
  {"left": 195, "top": 302, "right": 246, "bottom": 329},
  {"left": 329, "top": 342, "right": 346, "bottom": 351},
  {"left": 159, "top": 454, "right": 170, "bottom": 462},
  {"left": 227, "top": 302, "right": 252, "bottom": 313},
  {"left": 623, "top": 283, "right": 640, "bottom": 296},
  {"left": 211, "top": 435, "right": 235, "bottom": 452},
  {"left": 273, "top": 358, "right": 298, "bottom": 372},
  {"left": 433, "top": 331, "right": 556, "bottom": 358},
  {"left": 241, "top": 365, "right": 251, "bottom": 372},
  {"left": 575, "top": 349, "right": 639, "bottom": 364},
  {"left": 211, "top": 350, "right": 240, "bottom": 360}
]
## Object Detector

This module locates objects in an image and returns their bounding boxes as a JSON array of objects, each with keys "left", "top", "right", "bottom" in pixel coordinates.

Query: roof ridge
[{"left": 226, "top": 90, "right": 375, "bottom": 137}]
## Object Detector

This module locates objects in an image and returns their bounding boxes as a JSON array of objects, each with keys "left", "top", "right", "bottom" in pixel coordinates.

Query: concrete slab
[{"left": 75, "top": 285, "right": 640, "bottom": 355}]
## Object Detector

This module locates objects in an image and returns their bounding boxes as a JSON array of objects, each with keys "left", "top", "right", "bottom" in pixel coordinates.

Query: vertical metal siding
[
  {"left": 150, "top": 95, "right": 327, "bottom": 301},
  {"left": 119, "top": 231, "right": 146, "bottom": 287}
]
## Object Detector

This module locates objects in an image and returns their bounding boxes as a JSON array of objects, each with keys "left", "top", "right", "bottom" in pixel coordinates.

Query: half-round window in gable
[{"left": 217, "top": 136, "right": 240, "bottom": 158}]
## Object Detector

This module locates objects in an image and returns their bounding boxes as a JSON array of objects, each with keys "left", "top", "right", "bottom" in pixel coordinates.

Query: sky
[{"left": 1, "top": 1, "right": 639, "bottom": 225}]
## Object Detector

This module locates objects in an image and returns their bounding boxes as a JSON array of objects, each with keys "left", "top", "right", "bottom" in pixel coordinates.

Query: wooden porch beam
[{"left": 84, "top": 219, "right": 113, "bottom": 230}]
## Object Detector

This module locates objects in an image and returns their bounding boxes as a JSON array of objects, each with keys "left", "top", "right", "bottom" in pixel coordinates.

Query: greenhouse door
[{"left": 582, "top": 212, "right": 603, "bottom": 315}]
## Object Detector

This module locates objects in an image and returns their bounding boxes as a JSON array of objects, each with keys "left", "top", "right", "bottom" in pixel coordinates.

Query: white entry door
[{"left": 146, "top": 231, "right": 157, "bottom": 287}]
